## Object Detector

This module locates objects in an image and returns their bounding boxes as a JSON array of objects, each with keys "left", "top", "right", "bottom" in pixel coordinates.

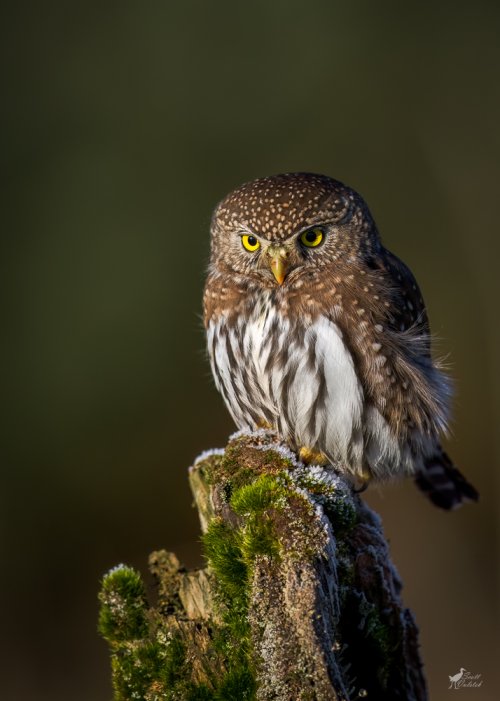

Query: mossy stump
[{"left": 98, "top": 430, "right": 427, "bottom": 701}]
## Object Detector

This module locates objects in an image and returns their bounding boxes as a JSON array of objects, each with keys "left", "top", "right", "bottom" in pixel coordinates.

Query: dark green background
[{"left": 1, "top": 2, "right": 498, "bottom": 700}]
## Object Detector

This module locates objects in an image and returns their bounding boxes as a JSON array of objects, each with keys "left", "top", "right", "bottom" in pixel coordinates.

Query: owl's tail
[{"left": 415, "top": 449, "right": 479, "bottom": 510}]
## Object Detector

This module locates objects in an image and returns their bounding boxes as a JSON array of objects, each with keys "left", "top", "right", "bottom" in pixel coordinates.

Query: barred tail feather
[{"left": 415, "top": 450, "right": 479, "bottom": 510}]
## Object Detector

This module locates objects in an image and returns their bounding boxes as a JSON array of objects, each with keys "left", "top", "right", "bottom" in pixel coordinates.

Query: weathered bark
[{"left": 99, "top": 430, "right": 428, "bottom": 701}]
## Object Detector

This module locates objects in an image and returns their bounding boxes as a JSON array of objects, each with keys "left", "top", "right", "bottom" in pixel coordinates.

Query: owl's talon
[
  {"left": 299, "top": 447, "right": 329, "bottom": 466},
  {"left": 352, "top": 473, "right": 372, "bottom": 494},
  {"left": 257, "top": 420, "right": 273, "bottom": 430}
]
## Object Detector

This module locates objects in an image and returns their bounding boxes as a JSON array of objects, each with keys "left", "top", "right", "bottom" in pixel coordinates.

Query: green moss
[
  {"left": 201, "top": 516, "right": 255, "bottom": 693},
  {"left": 296, "top": 472, "right": 335, "bottom": 495},
  {"left": 292, "top": 467, "right": 358, "bottom": 536},
  {"left": 217, "top": 444, "right": 253, "bottom": 485},
  {"left": 99, "top": 443, "right": 362, "bottom": 700},
  {"left": 98, "top": 565, "right": 149, "bottom": 643},
  {"left": 240, "top": 517, "right": 281, "bottom": 562},
  {"left": 107, "top": 627, "right": 214, "bottom": 701},
  {"left": 162, "top": 634, "right": 187, "bottom": 688},
  {"left": 215, "top": 667, "right": 256, "bottom": 700},
  {"left": 335, "top": 541, "right": 355, "bottom": 612},
  {"left": 363, "top": 606, "right": 398, "bottom": 687},
  {"left": 324, "top": 493, "right": 357, "bottom": 534},
  {"left": 203, "top": 475, "right": 288, "bottom": 590},
  {"left": 221, "top": 481, "right": 233, "bottom": 503},
  {"left": 200, "top": 476, "right": 292, "bottom": 700},
  {"left": 203, "top": 436, "right": 295, "bottom": 489},
  {"left": 202, "top": 518, "right": 248, "bottom": 601},
  {"left": 229, "top": 475, "right": 287, "bottom": 565},
  {"left": 198, "top": 456, "right": 224, "bottom": 486},
  {"left": 98, "top": 564, "right": 206, "bottom": 700},
  {"left": 186, "top": 685, "right": 215, "bottom": 700},
  {"left": 231, "top": 473, "right": 287, "bottom": 515},
  {"left": 110, "top": 641, "right": 162, "bottom": 700},
  {"left": 365, "top": 607, "right": 392, "bottom": 651},
  {"left": 338, "top": 588, "right": 402, "bottom": 695},
  {"left": 260, "top": 449, "right": 294, "bottom": 470}
]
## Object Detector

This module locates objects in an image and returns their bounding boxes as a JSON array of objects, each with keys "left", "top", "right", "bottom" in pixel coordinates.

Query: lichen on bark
[{"left": 98, "top": 430, "right": 427, "bottom": 700}]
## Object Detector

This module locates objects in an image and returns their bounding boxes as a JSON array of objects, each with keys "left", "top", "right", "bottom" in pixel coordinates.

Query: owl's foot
[
  {"left": 257, "top": 420, "right": 273, "bottom": 430},
  {"left": 298, "top": 446, "right": 329, "bottom": 466},
  {"left": 352, "top": 471, "right": 372, "bottom": 493}
]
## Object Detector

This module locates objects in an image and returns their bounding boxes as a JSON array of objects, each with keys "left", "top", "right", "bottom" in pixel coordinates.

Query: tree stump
[{"left": 98, "top": 430, "right": 428, "bottom": 700}]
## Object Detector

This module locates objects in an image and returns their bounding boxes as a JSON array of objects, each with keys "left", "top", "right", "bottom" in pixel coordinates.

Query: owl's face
[{"left": 210, "top": 173, "right": 381, "bottom": 287}]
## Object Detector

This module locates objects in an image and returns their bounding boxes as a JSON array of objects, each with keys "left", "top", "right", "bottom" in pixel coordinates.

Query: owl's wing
[
  {"left": 379, "top": 249, "right": 430, "bottom": 353},
  {"left": 334, "top": 246, "right": 450, "bottom": 440},
  {"left": 378, "top": 252, "right": 478, "bottom": 509}
]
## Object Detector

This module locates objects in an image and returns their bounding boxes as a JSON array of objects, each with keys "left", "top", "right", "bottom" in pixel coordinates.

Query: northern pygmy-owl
[{"left": 203, "top": 173, "right": 478, "bottom": 509}]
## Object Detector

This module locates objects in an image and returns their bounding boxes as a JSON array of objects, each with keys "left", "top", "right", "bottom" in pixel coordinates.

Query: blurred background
[{"left": 1, "top": 1, "right": 498, "bottom": 699}]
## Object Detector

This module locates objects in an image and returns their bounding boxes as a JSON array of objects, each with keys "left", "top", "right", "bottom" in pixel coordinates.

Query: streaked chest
[{"left": 206, "top": 296, "right": 364, "bottom": 466}]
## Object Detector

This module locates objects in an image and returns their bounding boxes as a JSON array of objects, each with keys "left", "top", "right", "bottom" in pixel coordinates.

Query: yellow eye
[
  {"left": 241, "top": 234, "right": 260, "bottom": 252},
  {"left": 300, "top": 227, "right": 324, "bottom": 248}
]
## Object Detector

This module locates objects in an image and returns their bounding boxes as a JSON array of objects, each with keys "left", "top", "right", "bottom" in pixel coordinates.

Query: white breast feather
[
  {"left": 307, "top": 317, "right": 364, "bottom": 465},
  {"left": 208, "top": 308, "right": 425, "bottom": 478}
]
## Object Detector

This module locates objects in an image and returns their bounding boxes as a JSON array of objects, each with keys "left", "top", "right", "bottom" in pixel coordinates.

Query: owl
[{"left": 203, "top": 173, "right": 478, "bottom": 509}]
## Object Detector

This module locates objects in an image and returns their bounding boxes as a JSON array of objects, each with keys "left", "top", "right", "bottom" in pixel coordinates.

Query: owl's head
[{"left": 210, "top": 173, "right": 381, "bottom": 286}]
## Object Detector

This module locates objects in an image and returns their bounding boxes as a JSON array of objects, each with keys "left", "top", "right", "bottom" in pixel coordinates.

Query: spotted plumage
[{"left": 204, "top": 173, "right": 478, "bottom": 509}]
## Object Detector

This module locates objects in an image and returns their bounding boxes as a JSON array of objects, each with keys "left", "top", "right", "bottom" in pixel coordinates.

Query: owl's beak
[{"left": 268, "top": 249, "right": 290, "bottom": 285}]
